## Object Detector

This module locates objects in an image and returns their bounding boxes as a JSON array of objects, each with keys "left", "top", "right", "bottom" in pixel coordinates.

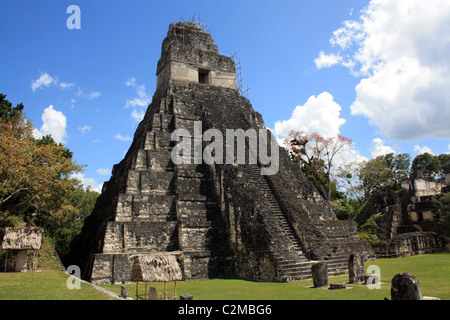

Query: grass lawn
[
  {"left": 102, "top": 252, "right": 450, "bottom": 300},
  {"left": 0, "top": 252, "right": 448, "bottom": 300},
  {"left": 0, "top": 269, "right": 116, "bottom": 300}
]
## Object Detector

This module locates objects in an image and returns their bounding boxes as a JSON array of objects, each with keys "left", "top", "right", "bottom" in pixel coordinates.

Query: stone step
[
  {"left": 273, "top": 255, "right": 310, "bottom": 265},
  {"left": 278, "top": 263, "right": 313, "bottom": 271},
  {"left": 324, "top": 256, "right": 348, "bottom": 264},
  {"left": 275, "top": 255, "right": 310, "bottom": 263},
  {"left": 326, "top": 260, "right": 347, "bottom": 267},
  {"left": 280, "top": 267, "right": 312, "bottom": 275},
  {"left": 278, "top": 263, "right": 312, "bottom": 271},
  {"left": 283, "top": 275, "right": 312, "bottom": 281},
  {"left": 327, "top": 259, "right": 347, "bottom": 265},
  {"left": 278, "top": 256, "right": 309, "bottom": 263}
]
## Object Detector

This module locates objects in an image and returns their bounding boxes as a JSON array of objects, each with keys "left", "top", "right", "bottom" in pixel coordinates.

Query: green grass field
[
  {"left": 102, "top": 252, "right": 450, "bottom": 300},
  {"left": 0, "top": 252, "right": 448, "bottom": 300},
  {"left": 0, "top": 269, "right": 115, "bottom": 300}
]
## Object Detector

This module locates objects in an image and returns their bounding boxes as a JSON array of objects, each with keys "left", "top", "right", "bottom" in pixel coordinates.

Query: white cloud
[
  {"left": 274, "top": 92, "right": 346, "bottom": 139},
  {"left": 78, "top": 125, "right": 92, "bottom": 134},
  {"left": 33, "top": 105, "right": 67, "bottom": 144},
  {"left": 413, "top": 145, "right": 433, "bottom": 155},
  {"left": 330, "top": 19, "right": 363, "bottom": 51},
  {"left": 96, "top": 168, "right": 111, "bottom": 176},
  {"left": 31, "top": 72, "right": 76, "bottom": 92},
  {"left": 76, "top": 88, "right": 101, "bottom": 99},
  {"left": 131, "top": 109, "right": 145, "bottom": 123},
  {"left": 124, "top": 77, "right": 150, "bottom": 124},
  {"left": 314, "top": 51, "right": 342, "bottom": 69},
  {"left": 332, "top": 143, "right": 368, "bottom": 175},
  {"left": 30, "top": 73, "right": 100, "bottom": 101},
  {"left": 125, "top": 84, "right": 150, "bottom": 108},
  {"left": 31, "top": 72, "right": 58, "bottom": 92},
  {"left": 114, "top": 133, "right": 132, "bottom": 141},
  {"left": 71, "top": 172, "right": 103, "bottom": 193},
  {"left": 273, "top": 92, "right": 367, "bottom": 178},
  {"left": 60, "top": 82, "right": 75, "bottom": 89},
  {"left": 125, "top": 95, "right": 149, "bottom": 109},
  {"left": 370, "top": 138, "right": 396, "bottom": 158},
  {"left": 124, "top": 77, "right": 136, "bottom": 87},
  {"left": 87, "top": 91, "right": 101, "bottom": 99},
  {"left": 319, "top": 0, "right": 450, "bottom": 141}
]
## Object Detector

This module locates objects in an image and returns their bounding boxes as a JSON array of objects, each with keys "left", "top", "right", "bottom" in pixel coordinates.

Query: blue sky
[{"left": 1, "top": 0, "right": 450, "bottom": 191}]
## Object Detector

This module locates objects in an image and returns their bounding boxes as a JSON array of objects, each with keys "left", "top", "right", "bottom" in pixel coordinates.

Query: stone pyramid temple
[{"left": 68, "top": 22, "right": 374, "bottom": 284}]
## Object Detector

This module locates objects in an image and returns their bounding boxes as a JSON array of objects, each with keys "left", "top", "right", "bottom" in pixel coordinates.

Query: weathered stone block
[
  {"left": 180, "top": 227, "right": 210, "bottom": 251},
  {"left": 123, "top": 221, "right": 178, "bottom": 252},
  {"left": 348, "top": 253, "right": 364, "bottom": 283},
  {"left": 126, "top": 170, "right": 140, "bottom": 194},
  {"left": 134, "top": 150, "right": 148, "bottom": 170},
  {"left": 120, "top": 285, "right": 128, "bottom": 298},
  {"left": 311, "top": 262, "right": 328, "bottom": 287},
  {"left": 90, "top": 253, "right": 135, "bottom": 284},
  {"left": 329, "top": 282, "right": 346, "bottom": 290},
  {"left": 90, "top": 254, "right": 113, "bottom": 284},
  {"left": 147, "top": 149, "right": 173, "bottom": 170},
  {"left": 391, "top": 272, "right": 423, "bottom": 300},
  {"left": 132, "top": 194, "right": 176, "bottom": 221},
  {"left": 144, "top": 131, "right": 155, "bottom": 150}
]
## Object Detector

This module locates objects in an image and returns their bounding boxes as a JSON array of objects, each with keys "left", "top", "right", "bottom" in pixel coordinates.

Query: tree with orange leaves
[
  {"left": 0, "top": 94, "right": 83, "bottom": 227},
  {"left": 285, "top": 130, "right": 353, "bottom": 203}
]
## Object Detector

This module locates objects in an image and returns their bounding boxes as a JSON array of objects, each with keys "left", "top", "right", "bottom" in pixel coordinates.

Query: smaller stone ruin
[
  {"left": 363, "top": 166, "right": 450, "bottom": 258},
  {"left": 2, "top": 227, "right": 43, "bottom": 272}
]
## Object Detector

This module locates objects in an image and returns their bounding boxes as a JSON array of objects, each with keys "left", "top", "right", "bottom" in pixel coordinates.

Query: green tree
[
  {"left": 382, "top": 153, "right": 411, "bottom": 188},
  {"left": 359, "top": 153, "right": 410, "bottom": 198},
  {"left": 35, "top": 135, "right": 74, "bottom": 161},
  {"left": 0, "top": 95, "right": 84, "bottom": 227},
  {"left": 432, "top": 193, "right": 450, "bottom": 237},
  {"left": 0, "top": 94, "right": 24, "bottom": 123},
  {"left": 34, "top": 184, "right": 99, "bottom": 259},
  {"left": 412, "top": 152, "right": 450, "bottom": 180},
  {"left": 412, "top": 153, "right": 442, "bottom": 179},
  {"left": 336, "top": 161, "right": 366, "bottom": 203},
  {"left": 438, "top": 154, "right": 450, "bottom": 168}
]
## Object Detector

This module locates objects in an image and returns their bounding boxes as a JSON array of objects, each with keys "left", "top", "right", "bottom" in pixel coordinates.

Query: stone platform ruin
[
  {"left": 364, "top": 166, "right": 450, "bottom": 258},
  {"left": 68, "top": 22, "right": 374, "bottom": 284}
]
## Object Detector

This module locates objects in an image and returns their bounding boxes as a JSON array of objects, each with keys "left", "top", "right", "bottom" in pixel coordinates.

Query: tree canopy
[
  {"left": 411, "top": 152, "right": 450, "bottom": 180},
  {"left": 286, "top": 130, "right": 353, "bottom": 202},
  {"left": 0, "top": 93, "right": 24, "bottom": 123},
  {"left": 0, "top": 94, "right": 99, "bottom": 260}
]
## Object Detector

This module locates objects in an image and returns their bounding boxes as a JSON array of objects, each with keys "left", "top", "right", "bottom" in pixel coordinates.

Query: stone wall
[
  {"left": 413, "top": 179, "right": 445, "bottom": 197},
  {"left": 156, "top": 22, "right": 237, "bottom": 90},
  {"left": 360, "top": 190, "right": 449, "bottom": 258},
  {"left": 157, "top": 61, "right": 237, "bottom": 90},
  {"left": 374, "top": 232, "right": 449, "bottom": 258}
]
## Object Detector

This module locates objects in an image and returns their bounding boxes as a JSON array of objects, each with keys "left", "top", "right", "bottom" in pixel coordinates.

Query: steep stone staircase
[
  {"left": 249, "top": 166, "right": 351, "bottom": 281},
  {"left": 249, "top": 166, "right": 315, "bottom": 281}
]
